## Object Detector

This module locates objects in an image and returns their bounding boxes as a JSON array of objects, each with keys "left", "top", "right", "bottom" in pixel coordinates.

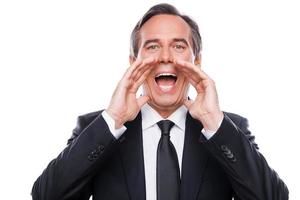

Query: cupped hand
[
  {"left": 174, "top": 59, "right": 224, "bottom": 131},
  {"left": 106, "top": 58, "right": 158, "bottom": 128}
]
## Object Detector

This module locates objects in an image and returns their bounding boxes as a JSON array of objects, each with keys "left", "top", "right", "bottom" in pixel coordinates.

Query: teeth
[
  {"left": 156, "top": 73, "right": 177, "bottom": 78},
  {"left": 159, "top": 85, "right": 173, "bottom": 92}
]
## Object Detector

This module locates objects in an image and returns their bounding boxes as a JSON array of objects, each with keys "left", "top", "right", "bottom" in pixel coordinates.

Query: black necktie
[{"left": 156, "top": 120, "right": 180, "bottom": 200}]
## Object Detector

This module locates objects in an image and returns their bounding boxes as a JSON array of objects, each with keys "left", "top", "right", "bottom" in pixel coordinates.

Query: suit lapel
[
  {"left": 180, "top": 112, "right": 210, "bottom": 200},
  {"left": 118, "top": 113, "right": 146, "bottom": 200},
  {"left": 117, "top": 111, "right": 210, "bottom": 200}
]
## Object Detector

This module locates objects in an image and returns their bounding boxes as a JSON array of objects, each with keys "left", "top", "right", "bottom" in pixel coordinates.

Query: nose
[{"left": 158, "top": 47, "right": 173, "bottom": 63}]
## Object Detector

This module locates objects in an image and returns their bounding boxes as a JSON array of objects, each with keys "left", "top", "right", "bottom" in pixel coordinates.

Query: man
[{"left": 32, "top": 3, "right": 288, "bottom": 200}]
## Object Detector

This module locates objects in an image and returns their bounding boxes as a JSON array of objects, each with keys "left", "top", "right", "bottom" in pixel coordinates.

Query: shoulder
[
  {"left": 77, "top": 110, "right": 103, "bottom": 124},
  {"left": 224, "top": 111, "right": 248, "bottom": 127},
  {"left": 223, "top": 111, "right": 258, "bottom": 149},
  {"left": 67, "top": 110, "right": 104, "bottom": 144}
]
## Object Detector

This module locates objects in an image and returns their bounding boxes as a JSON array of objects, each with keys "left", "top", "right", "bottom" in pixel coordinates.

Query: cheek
[
  {"left": 180, "top": 50, "right": 195, "bottom": 62},
  {"left": 136, "top": 49, "right": 146, "bottom": 59},
  {"left": 137, "top": 49, "right": 159, "bottom": 60},
  {"left": 172, "top": 47, "right": 192, "bottom": 57},
  {"left": 183, "top": 54, "right": 194, "bottom": 62}
]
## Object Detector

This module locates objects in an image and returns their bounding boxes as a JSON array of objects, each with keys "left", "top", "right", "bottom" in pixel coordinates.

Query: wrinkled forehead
[{"left": 139, "top": 14, "right": 192, "bottom": 44}]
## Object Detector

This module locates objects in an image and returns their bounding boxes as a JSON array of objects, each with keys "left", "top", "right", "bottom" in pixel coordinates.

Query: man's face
[{"left": 134, "top": 14, "right": 200, "bottom": 115}]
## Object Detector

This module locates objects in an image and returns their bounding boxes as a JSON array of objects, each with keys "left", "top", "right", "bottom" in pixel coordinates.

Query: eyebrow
[
  {"left": 143, "top": 39, "right": 160, "bottom": 48},
  {"left": 142, "top": 38, "right": 189, "bottom": 48},
  {"left": 173, "top": 38, "right": 189, "bottom": 46}
]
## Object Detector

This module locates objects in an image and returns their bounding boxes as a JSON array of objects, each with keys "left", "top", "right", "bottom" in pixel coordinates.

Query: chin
[{"left": 150, "top": 95, "right": 183, "bottom": 109}]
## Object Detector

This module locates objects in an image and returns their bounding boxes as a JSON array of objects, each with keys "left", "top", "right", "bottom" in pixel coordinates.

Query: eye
[
  {"left": 173, "top": 43, "right": 186, "bottom": 53},
  {"left": 146, "top": 44, "right": 160, "bottom": 50},
  {"left": 174, "top": 44, "right": 185, "bottom": 49}
]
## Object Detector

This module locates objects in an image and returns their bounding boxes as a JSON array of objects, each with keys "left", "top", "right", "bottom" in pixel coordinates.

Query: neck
[{"left": 147, "top": 102, "right": 181, "bottom": 118}]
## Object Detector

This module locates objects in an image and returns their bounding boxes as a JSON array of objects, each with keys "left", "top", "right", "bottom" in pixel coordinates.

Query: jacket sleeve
[
  {"left": 31, "top": 111, "right": 118, "bottom": 200},
  {"left": 200, "top": 113, "right": 289, "bottom": 200}
]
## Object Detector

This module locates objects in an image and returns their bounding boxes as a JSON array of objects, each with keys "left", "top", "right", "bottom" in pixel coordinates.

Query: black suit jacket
[{"left": 32, "top": 111, "right": 288, "bottom": 200}]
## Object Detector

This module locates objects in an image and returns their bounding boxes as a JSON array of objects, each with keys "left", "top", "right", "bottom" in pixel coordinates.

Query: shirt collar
[{"left": 141, "top": 103, "right": 187, "bottom": 131}]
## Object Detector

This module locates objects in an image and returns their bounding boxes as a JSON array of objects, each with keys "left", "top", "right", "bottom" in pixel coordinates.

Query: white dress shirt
[
  {"left": 102, "top": 104, "right": 220, "bottom": 200},
  {"left": 141, "top": 104, "right": 186, "bottom": 200}
]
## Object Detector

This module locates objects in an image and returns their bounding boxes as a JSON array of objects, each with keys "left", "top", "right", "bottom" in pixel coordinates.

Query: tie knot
[{"left": 157, "top": 120, "right": 175, "bottom": 136}]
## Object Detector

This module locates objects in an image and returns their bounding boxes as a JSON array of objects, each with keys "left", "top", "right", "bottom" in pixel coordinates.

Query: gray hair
[{"left": 130, "top": 3, "right": 202, "bottom": 58}]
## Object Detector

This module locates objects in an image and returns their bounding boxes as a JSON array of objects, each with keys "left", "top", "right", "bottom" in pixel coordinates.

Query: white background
[{"left": 0, "top": 0, "right": 299, "bottom": 199}]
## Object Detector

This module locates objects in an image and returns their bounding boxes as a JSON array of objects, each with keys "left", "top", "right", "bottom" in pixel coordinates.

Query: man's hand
[
  {"left": 106, "top": 58, "right": 158, "bottom": 129},
  {"left": 174, "top": 59, "right": 224, "bottom": 132}
]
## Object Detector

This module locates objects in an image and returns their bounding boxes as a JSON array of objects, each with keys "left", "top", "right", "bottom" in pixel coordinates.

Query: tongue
[{"left": 156, "top": 77, "right": 176, "bottom": 86}]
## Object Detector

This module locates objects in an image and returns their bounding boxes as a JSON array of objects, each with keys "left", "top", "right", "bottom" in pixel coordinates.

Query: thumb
[
  {"left": 137, "top": 95, "right": 150, "bottom": 108},
  {"left": 184, "top": 99, "right": 194, "bottom": 109}
]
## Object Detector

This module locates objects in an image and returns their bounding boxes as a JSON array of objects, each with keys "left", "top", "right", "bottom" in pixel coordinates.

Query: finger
[
  {"left": 175, "top": 61, "right": 210, "bottom": 93},
  {"left": 137, "top": 95, "right": 150, "bottom": 108},
  {"left": 176, "top": 68, "right": 206, "bottom": 94},
  {"left": 186, "top": 75, "right": 206, "bottom": 93},
  {"left": 130, "top": 57, "right": 157, "bottom": 81},
  {"left": 176, "top": 67, "right": 202, "bottom": 89},
  {"left": 174, "top": 59, "right": 203, "bottom": 76},
  {"left": 132, "top": 59, "right": 157, "bottom": 82},
  {"left": 184, "top": 99, "right": 194, "bottom": 109},
  {"left": 175, "top": 64, "right": 202, "bottom": 85},
  {"left": 120, "top": 58, "right": 155, "bottom": 90},
  {"left": 123, "top": 59, "right": 143, "bottom": 80},
  {"left": 174, "top": 59, "right": 209, "bottom": 80},
  {"left": 131, "top": 66, "right": 153, "bottom": 92}
]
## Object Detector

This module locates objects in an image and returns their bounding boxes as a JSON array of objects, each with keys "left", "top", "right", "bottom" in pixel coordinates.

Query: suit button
[
  {"left": 92, "top": 150, "right": 99, "bottom": 157},
  {"left": 88, "top": 154, "right": 94, "bottom": 161},
  {"left": 221, "top": 145, "right": 236, "bottom": 162},
  {"left": 220, "top": 145, "right": 229, "bottom": 152},
  {"left": 98, "top": 145, "right": 105, "bottom": 152},
  {"left": 226, "top": 153, "right": 234, "bottom": 159},
  {"left": 91, "top": 150, "right": 97, "bottom": 155},
  {"left": 223, "top": 149, "right": 232, "bottom": 155},
  {"left": 88, "top": 150, "right": 100, "bottom": 161}
]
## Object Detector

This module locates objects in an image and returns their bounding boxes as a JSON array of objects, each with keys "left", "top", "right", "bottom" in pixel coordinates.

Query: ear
[
  {"left": 194, "top": 54, "right": 201, "bottom": 66},
  {"left": 129, "top": 55, "right": 136, "bottom": 65}
]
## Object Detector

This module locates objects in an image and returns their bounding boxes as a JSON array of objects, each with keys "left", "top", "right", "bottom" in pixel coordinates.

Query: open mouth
[{"left": 155, "top": 73, "right": 177, "bottom": 92}]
